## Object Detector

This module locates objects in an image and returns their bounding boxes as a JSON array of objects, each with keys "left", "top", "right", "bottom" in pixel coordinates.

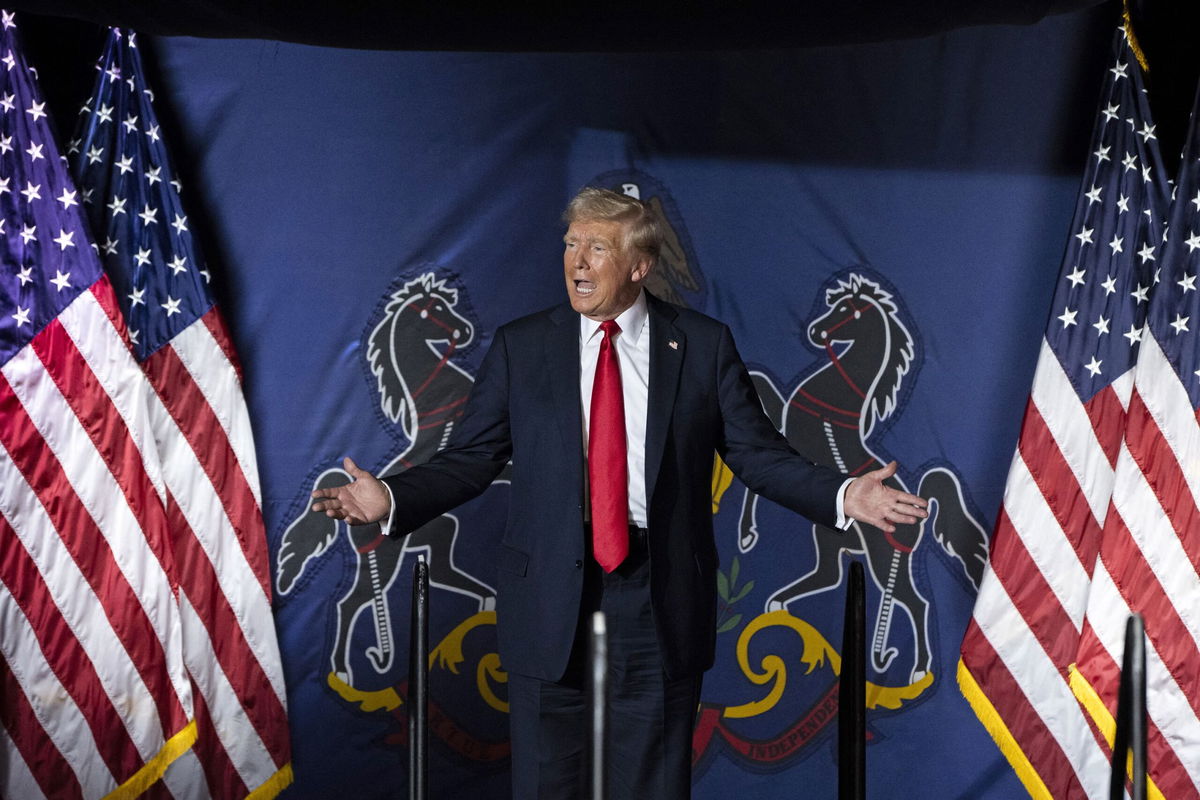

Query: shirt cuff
[
  {"left": 381, "top": 479, "right": 396, "bottom": 536},
  {"left": 834, "top": 477, "right": 854, "bottom": 530}
]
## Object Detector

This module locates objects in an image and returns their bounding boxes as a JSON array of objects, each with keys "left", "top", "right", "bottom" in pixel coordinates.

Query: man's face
[{"left": 562, "top": 218, "right": 651, "bottom": 321}]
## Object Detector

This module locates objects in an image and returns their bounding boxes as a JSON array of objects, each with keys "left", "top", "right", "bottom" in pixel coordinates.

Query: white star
[
  {"left": 1140, "top": 122, "right": 1157, "bottom": 142},
  {"left": 1179, "top": 273, "right": 1197, "bottom": 293},
  {"left": 10, "top": 305, "right": 30, "bottom": 327},
  {"left": 105, "top": 65, "right": 121, "bottom": 83},
  {"left": 1076, "top": 226, "right": 1094, "bottom": 246},
  {"left": 19, "top": 182, "right": 39, "bottom": 202},
  {"left": 1, "top": 11, "right": 14, "bottom": 29},
  {"left": 1193, "top": 189, "right": 1200, "bottom": 212},
  {"left": 134, "top": 248, "right": 153, "bottom": 267},
  {"left": 50, "top": 270, "right": 71, "bottom": 291},
  {"left": 108, "top": 195, "right": 127, "bottom": 216},
  {"left": 1137, "top": 243, "right": 1155, "bottom": 263},
  {"left": 24, "top": 141, "right": 42, "bottom": 161},
  {"left": 1102, "top": 102, "right": 1120, "bottom": 122},
  {"left": 138, "top": 204, "right": 158, "bottom": 226},
  {"left": 25, "top": 101, "right": 46, "bottom": 122},
  {"left": 1123, "top": 324, "right": 1143, "bottom": 346},
  {"left": 67, "top": 138, "right": 81, "bottom": 154},
  {"left": 1108, "top": 235, "right": 1123, "bottom": 254},
  {"left": 1085, "top": 185, "right": 1103, "bottom": 205},
  {"left": 144, "top": 166, "right": 162, "bottom": 186},
  {"left": 56, "top": 188, "right": 77, "bottom": 209},
  {"left": 200, "top": 268, "right": 211, "bottom": 283},
  {"left": 102, "top": 236, "right": 118, "bottom": 255},
  {"left": 15, "top": 265, "right": 31, "bottom": 285},
  {"left": 122, "top": 113, "right": 138, "bottom": 133},
  {"left": 19, "top": 224, "right": 35, "bottom": 244},
  {"left": 1067, "top": 266, "right": 1087, "bottom": 287},
  {"left": 171, "top": 214, "right": 188, "bottom": 235},
  {"left": 80, "top": 188, "right": 94, "bottom": 205},
  {"left": 0, "top": 93, "right": 13, "bottom": 112},
  {"left": 146, "top": 124, "right": 160, "bottom": 143},
  {"left": 1170, "top": 313, "right": 1190, "bottom": 335},
  {"left": 170, "top": 178, "right": 183, "bottom": 193},
  {"left": 115, "top": 155, "right": 134, "bottom": 175},
  {"left": 1185, "top": 232, "right": 1200, "bottom": 253},
  {"left": 1101, "top": 274, "right": 1117, "bottom": 295},
  {"left": 1094, "top": 144, "right": 1111, "bottom": 163},
  {"left": 128, "top": 287, "right": 146, "bottom": 307},
  {"left": 1084, "top": 356, "right": 1102, "bottom": 377},
  {"left": 128, "top": 328, "right": 140, "bottom": 345},
  {"left": 53, "top": 229, "right": 75, "bottom": 250},
  {"left": 96, "top": 103, "right": 113, "bottom": 124},
  {"left": 1110, "top": 61, "right": 1128, "bottom": 80},
  {"left": 1093, "top": 315, "right": 1110, "bottom": 335},
  {"left": 1117, "top": 194, "right": 1130, "bottom": 213},
  {"left": 161, "top": 296, "right": 182, "bottom": 317},
  {"left": 1058, "top": 307, "right": 1078, "bottom": 328},
  {"left": 0, "top": 176, "right": 9, "bottom": 195},
  {"left": 1122, "top": 152, "right": 1138, "bottom": 172},
  {"left": 1, "top": 52, "right": 14, "bottom": 72},
  {"left": 1142, "top": 164, "right": 1153, "bottom": 183},
  {"left": 86, "top": 144, "right": 104, "bottom": 164},
  {"left": 167, "top": 254, "right": 188, "bottom": 274}
]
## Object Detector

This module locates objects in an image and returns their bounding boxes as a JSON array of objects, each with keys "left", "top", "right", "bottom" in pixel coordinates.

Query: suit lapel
[
  {"left": 546, "top": 304, "right": 583, "bottom": 484},
  {"left": 644, "top": 293, "right": 683, "bottom": 509}
]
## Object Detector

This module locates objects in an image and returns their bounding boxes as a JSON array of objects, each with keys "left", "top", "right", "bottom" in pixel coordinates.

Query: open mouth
[{"left": 574, "top": 280, "right": 596, "bottom": 295}]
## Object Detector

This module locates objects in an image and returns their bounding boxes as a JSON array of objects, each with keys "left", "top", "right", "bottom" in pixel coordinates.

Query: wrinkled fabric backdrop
[{"left": 37, "top": 3, "right": 1122, "bottom": 797}]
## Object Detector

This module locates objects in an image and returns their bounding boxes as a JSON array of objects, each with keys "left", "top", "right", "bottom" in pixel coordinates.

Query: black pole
[
  {"left": 408, "top": 557, "right": 429, "bottom": 800},
  {"left": 839, "top": 560, "right": 866, "bottom": 800},
  {"left": 589, "top": 611, "right": 607, "bottom": 800},
  {"left": 1109, "top": 613, "right": 1147, "bottom": 800}
]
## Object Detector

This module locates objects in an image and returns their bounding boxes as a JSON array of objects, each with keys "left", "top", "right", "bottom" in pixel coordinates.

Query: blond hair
[{"left": 563, "top": 187, "right": 663, "bottom": 264}]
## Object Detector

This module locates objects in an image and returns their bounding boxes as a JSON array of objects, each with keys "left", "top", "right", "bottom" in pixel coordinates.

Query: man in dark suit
[{"left": 312, "top": 187, "right": 927, "bottom": 799}]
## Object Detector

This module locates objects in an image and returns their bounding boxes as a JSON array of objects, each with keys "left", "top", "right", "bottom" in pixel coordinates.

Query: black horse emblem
[
  {"left": 276, "top": 272, "right": 497, "bottom": 687},
  {"left": 739, "top": 272, "right": 988, "bottom": 683}
]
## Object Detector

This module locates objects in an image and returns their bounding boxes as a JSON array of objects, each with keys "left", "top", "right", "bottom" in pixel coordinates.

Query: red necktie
[{"left": 589, "top": 319, "right": 629, "bottom": 572}]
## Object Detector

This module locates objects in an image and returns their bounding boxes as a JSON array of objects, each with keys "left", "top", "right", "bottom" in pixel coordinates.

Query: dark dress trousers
[{"left": 382, "top": 291, "right": 846, "bottom": 683}]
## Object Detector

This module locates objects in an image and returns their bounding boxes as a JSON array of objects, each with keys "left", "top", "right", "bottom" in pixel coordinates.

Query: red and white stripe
[
  {"left": 113, "top": 300, "right": 291, "bottom": 797},
  {"left": 0, "top": 277, "right": 194, "bottom": 799},
  {"left": 1074, "top": 333, "right": 1200, "bottom": 799},
  {"left": 959, "top": 340, "right": 1124, "bottom": 799}
]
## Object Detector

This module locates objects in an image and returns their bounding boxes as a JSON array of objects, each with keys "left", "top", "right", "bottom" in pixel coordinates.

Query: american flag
[
  {"left": 1070, "top": 49, "right": 1200, "bottom": 797},
  {"left": 68, "top": 27, "right": 292, "bottom": 799},
  {"left": 0, "top": 12, "right": 197, "bottom": 798},
  {"left": 958, "top": 24, "right": 1169, "bottom": 799}
]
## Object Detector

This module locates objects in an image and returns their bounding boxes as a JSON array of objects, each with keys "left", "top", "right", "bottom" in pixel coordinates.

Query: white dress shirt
[{"left": 580, "top": 290, "right": 651, "bottom": 528}]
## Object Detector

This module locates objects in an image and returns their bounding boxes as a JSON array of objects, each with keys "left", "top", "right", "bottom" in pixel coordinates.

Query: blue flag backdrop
[{"left": 27, "top": 4, "right": 1130, "bottom": 797}]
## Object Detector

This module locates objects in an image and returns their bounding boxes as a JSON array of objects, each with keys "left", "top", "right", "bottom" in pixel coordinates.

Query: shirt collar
[{"left": 580, "top": 289, "right": 648, "bottom": 343}]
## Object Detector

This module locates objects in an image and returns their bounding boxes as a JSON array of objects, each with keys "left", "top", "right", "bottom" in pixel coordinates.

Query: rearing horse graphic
[
  {"left": 739, "top": 272, "right": 987, "bottom": 683},
  {"left": 277, "top": 273, "right": 497, "bottom": 687}
]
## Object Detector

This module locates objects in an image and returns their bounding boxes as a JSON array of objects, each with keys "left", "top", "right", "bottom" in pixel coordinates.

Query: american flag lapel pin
[{"left": 668, "top": 340, "right": 678, "bottom": 350}]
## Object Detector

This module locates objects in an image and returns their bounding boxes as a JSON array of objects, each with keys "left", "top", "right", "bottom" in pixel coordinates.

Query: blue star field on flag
[
  {"left": 69, "top": 28, "right": 212, "bottom": 363},
  {"left": 0, "top": 10, "right": 101, "bottom": 366},
  {"left": 1043, "top": 40, "right": 1169, "bottom": 401}
]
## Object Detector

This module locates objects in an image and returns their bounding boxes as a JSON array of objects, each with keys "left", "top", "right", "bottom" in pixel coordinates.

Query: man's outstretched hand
[
  {"left": 310, "top": 457, "right": 392, "bottom": 526},
  {"left": 843, "top": 461, "right": 928, "bottom": 534}
]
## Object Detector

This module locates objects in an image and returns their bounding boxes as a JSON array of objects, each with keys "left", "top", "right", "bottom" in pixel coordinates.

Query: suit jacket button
[{"left": 574, "top": 560, "right": 583, "bottom": 569}]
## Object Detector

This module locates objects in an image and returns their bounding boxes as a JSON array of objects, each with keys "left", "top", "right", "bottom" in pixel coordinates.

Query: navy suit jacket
[{"left": 383, "top": 291, "right": 846, "bottom": 681}]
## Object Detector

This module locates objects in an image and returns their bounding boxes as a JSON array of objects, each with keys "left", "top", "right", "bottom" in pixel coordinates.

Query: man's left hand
[{"left": 843, "top": 461, "right": 928, "bottom": 533}]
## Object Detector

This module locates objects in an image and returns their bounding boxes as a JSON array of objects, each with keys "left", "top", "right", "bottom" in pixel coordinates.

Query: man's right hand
[{"left": 310, "top": 456, "right": 392, "bottom": 525}]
